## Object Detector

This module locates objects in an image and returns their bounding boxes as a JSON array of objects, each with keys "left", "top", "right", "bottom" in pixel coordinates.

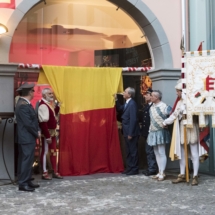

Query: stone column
[
  {"left": 0, "top": 64, "right": 17, "bottom": 180},
  {"left": 148, "top": 68, "right": 181, "bottom": 105}
]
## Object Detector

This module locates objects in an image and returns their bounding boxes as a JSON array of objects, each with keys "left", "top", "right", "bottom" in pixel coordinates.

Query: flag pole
[
  {"left": 183, "top": 118, "right": 189, "bottom": 183},
  {"left": 181, "top": 39, "right": 189, "bottom": 184}
]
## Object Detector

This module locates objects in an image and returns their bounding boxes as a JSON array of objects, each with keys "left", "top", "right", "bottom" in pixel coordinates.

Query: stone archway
[
  {"left": 4, "top": 0, "right": 173, "bottom": 69},
  {"left": 108, "top": 0, "right": 173, "bottom": 69}
]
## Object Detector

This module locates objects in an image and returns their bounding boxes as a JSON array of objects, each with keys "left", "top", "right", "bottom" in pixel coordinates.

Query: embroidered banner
[
  {"left": 0, "top": 0, "right": 15, "bottom": 9},
  {"left": 184, "top": 51, "right": 215, "bottom": 127}
]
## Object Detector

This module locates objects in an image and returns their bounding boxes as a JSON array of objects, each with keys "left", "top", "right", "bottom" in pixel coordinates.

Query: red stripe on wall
[{"left": 58, "top": 107, "right": 124, "bottom": 176}]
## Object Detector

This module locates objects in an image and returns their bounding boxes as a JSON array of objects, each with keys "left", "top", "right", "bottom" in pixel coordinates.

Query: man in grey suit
[
  {"left": 115, "top": 87, "right": 140, "bottom": 175},
  {"left": 15, "top": 83, "right": 40, "bottom": 192}
]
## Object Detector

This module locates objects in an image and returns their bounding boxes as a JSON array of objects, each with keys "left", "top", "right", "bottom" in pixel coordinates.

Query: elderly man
[
  {"left": 38, "top": 88, "right": 63, "bottom": 180},
  {"left": 15, "top": 83, "right": 40, "bottom": 192},
  {"left": 141, "top": 88, "right": 158, "bottom": 176},
  {"left": 163, "top": 79, "right": 200, "bottom": 186},
  {"left": 115, "top": 87, "right": 140, "bottom": 175},
  {"left": 147, "top": 90, "right": 172, "bottom": 181}
]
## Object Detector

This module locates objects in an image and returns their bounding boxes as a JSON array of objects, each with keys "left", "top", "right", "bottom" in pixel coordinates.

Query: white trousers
[
  {"left": 42, "top": 138, "right": 49, "bottom": 173},
  {"left": 180, "top": 143, "right": 199, "bottom": 177},
  {"left": 153, "top": 144, "right": 166, "bottom": 175}
]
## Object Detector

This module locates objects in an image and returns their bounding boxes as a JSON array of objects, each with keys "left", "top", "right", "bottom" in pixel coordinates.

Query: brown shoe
[
  {"left": 172, "top": 174, "right": 186, "bottom": 184},
  {"left": 42, "top": 172, "right": 52, "bottom": 180},
  {"left": 52, "top": 172, "right": 63, "bottom": 179},
  {"left": 152, "top": 173, "right": 160, "bottom": 179},
  {"left": 191, "top": 176, "right": 198, "bottom": 186},
  {"left": 157, "top": 173, "right": 166, "bottom": 181}
]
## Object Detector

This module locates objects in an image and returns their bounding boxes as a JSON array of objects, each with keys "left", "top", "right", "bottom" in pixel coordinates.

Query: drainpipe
[{"left": 181, "top": 0, "right": 187, "bottom": 51}]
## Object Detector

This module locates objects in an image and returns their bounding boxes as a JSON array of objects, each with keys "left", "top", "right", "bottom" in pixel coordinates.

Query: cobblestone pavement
[{"left": 0, "top": 172, "right": 215, "bottom": 215}]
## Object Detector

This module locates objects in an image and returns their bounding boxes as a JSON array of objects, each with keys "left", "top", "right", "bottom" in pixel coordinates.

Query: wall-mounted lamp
[{"left": 0, "top": 24, "right": 8, "bottom": 35}]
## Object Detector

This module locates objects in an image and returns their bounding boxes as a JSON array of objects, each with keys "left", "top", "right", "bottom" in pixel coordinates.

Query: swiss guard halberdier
[{"left": 163, "top": 79, "right": 206, "bottom": 186}]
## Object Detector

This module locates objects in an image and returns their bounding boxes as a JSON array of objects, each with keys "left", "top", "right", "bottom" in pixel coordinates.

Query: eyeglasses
[{"left": 31, "top": 90, "right": 35, "bottom": 92}]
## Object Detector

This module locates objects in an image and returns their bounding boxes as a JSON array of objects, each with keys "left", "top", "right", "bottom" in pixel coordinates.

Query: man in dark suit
[
  {"left": 115, "top": 87, "right": 140, "bottom": 175},
  {"left": 15, "top": 83, "right": 40, "bottom": 192},
  {"left": 141, "top": 88, "right": 158, "bottom": 176}
]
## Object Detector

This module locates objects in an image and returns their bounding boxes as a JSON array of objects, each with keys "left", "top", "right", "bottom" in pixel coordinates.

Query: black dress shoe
[
  {"left": 121, "top": 170, "right": 130, "bottom": 174},
  {"left": 28, "top": 181, "right": 40, "bottom": 188},
  {"left": 19, "top": 185, "right": 35, "bottom": 192},
  {"left": 142, "top": 169, "right": 147, "bottom": 174},
  {"left": 126, "top": 171, "right": 139, "bottom": 176},
  {"left": 144, "top": 171, "right": 157, "bottom": 176}
]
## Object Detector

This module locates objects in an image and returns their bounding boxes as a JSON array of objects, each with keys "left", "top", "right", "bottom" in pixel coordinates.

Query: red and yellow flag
[{"left": 38, "top": 66, "right": 124, "bottom": 175}]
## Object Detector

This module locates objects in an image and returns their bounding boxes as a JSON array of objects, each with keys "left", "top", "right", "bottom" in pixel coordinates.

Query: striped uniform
[{"left": 147, "top": 101, "right": 172, "bottom": 146}]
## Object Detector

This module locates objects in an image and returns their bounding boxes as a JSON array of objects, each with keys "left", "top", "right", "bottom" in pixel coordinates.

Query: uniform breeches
[
  {"left": 41, "top": 136, "right": 57, "bottom": 173},
  {"left": 179, "top": 120, "right": 199, "bottom": 144},
  {"left": 180, "top": 143, "right": 199, "bottom": 177}
]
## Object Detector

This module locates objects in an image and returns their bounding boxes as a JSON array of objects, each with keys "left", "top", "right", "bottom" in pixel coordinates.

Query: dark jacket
[
  {"left": 15, "top": 98, "right": 39, "bottom": 144},
  {"left": 141, "top": 103, "right": 152, "bottom": 137},
  {"left": 116, "top": 99, "right": 140, "bottom": 137}
]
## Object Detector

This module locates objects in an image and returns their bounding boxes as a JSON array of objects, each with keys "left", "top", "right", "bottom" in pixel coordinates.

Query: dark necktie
[{"left": 124, "top": 103, "right": 127, "bottom": 110}]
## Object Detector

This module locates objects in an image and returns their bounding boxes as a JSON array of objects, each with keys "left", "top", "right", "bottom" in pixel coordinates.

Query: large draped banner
[{"left": 38, "top": 66, "right": 124, "bottom": 175}]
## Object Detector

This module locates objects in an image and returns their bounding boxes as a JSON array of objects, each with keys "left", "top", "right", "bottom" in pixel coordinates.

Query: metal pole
[
  {"left": 181, "top": 0, "right": 189, "bottom": 180},
  {"left": 183, "top": 123, "right": 189, "bottom": 183},
  {"left": 181, "top": 0, "right": 187, "bottom": 51}
]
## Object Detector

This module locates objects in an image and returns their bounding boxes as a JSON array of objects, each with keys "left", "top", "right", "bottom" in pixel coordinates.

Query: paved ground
[{"left": 0, "top": 171, "right": 215, "bottom": 215}]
